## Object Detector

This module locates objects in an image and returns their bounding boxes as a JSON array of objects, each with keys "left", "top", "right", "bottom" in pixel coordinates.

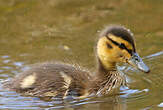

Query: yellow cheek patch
[
  {"left": 108, "top": 34, "right": 133, "bottom": 50},
  {"left": 97, "top": 36, "right": 133, "bottom": 69},
  {"left": 97, "top": 37, "right": 116, "bottom": 69},
  {"left": 20, "top": 73, "right": 36, "bottom": 89},
  {"left": 97, "top": 37, "right": 113, "bottom": 59}
]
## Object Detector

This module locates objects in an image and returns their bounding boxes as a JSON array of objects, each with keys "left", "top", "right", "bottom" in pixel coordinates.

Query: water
[{"left": 0, "top": 0, "right": 163, "bottom": 109}]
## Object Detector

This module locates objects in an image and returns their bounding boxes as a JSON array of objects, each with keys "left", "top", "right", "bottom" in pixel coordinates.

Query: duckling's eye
[{"left": 119, "top": 43, "right": 126, "bottom": 49}]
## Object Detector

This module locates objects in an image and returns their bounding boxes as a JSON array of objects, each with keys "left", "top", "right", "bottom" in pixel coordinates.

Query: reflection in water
[
  {"left": 143, "top": 51, "right": 163, "bottom": 60},
  {"left": 0, "top": 83, "right": 127, "bottom": 110}
]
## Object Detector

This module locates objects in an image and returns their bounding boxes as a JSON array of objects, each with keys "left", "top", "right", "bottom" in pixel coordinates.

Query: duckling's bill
[{"left": 127, "top": 53, "right": 150, "bottom": 73}]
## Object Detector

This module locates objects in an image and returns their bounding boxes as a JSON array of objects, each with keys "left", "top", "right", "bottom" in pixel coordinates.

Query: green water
[{"left": 0, "top": 0, "right": 163, "bottom": 109}]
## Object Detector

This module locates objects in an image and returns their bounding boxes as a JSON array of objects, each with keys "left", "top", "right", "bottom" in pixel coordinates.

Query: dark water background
[{"left": 0, "top": 0, "right": 163, "bottom": 109}]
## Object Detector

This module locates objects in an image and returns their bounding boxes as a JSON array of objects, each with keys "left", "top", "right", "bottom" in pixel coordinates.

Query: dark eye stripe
[
  {"left": 106, "top": 37, "right": 119, "bottom": 46},
  {"left": 119, "top": 43, "right": 126, "bottom": 49},
  {"left": 106, "top": 36, "right": 133, "bottom": 55}
]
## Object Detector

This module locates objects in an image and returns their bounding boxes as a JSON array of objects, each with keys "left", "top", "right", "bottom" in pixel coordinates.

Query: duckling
[{"left": 3, "top": 25, "right": 150, "bottom": 99}]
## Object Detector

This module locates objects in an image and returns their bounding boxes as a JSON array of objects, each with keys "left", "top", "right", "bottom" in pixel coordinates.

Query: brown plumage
[{"left": 3, "top": 25, "right": 150, "bottom": 99}]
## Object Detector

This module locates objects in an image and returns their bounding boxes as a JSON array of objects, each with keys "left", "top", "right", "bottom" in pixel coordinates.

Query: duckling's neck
[
  {"left": 87, "top": 59, "right": 120, "bottom": 96},
  {"left": 87, "top": 59, "right": 123, "bottom": 96},
  {"left": 95, "top": 58, "right": 117, "bottom": 80},
  {"left": 98, "top": 58, "right": 116, "bottom": 72}
]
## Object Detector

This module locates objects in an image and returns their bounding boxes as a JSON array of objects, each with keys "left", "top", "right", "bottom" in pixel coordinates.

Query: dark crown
[{"left": 100, "top": 25, "right": 135, "bottom": 50}]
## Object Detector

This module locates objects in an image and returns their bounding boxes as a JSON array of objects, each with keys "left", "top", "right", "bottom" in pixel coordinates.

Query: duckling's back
[{"left": 4, "top": 63, "right": 91, "bottom": 98}]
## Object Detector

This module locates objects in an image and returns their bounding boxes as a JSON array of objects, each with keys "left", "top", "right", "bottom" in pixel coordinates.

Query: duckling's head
[{"left": 97, "top": 25, "right": 150, "bottom": 73}]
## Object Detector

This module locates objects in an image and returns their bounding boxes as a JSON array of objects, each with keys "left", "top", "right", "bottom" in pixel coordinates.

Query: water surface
[{"left": 0, "top": 0, "right": 163, "bottom": 109}]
